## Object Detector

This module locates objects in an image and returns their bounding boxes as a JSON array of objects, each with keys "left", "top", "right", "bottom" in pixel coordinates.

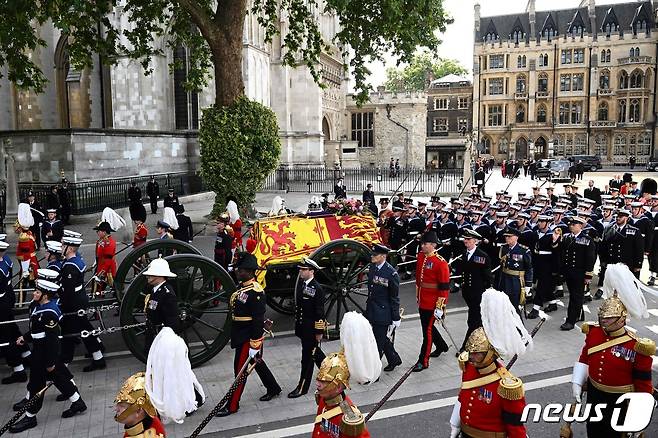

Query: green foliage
[
  {"left": 0, "top": 0, "right": 452, "bottom": 104},
  {"left": 199, "top": 97, "right": 281, "bottom": 215},
  {"left": 384, "top": 53, "right": 467, "bottom": 92}
]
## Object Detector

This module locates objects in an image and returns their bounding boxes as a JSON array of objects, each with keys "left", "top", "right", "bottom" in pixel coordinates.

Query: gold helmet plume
[{"left": 114, "top": 372, "right": 157, "bottom": 422}]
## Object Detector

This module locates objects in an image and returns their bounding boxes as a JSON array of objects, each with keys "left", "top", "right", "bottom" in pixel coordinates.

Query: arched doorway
[
  {"left": 516, "top": 137, "right": 528, "bottom": 160},
  {"left": 322, "top": 116, "right": 331, "bottom": 141},
  {"left": 534, "top": 137, "right": 547, "bottom": 159},
  {"left": 54, "top": 36, "right": 71, "bottom": 128}
]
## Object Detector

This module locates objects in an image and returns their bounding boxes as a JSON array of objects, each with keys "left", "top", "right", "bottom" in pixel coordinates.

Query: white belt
[
  {"left": 75, "top": 285, "right": 82, "bottom": 292},
  {"left": 535, "top": 250, "right": 552, "bottom": 255},
  {"left": 654, "top": 227, "right": 658, "bottom": 230},
  {"left": 32, "top": 332, "right": 46, "bottom": 339},
  {"left": 496, "top": 243, "right": 505, "bottom": 247}
]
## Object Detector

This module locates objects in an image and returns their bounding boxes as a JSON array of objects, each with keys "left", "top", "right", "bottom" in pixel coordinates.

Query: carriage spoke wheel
[
  {"left": 306, "top": 239, "right": 372, "bottom": 340},
  {"left": 114, "top": 239, "right": 201, "bottom": 299},
  {"left": 119, "top": 254, "right": 235, "bottom": 368},
  {"left": 264, "top": 268, "right": 297, "bottom": 315}
]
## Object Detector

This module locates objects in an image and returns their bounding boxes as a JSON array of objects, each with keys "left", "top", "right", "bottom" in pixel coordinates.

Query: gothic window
[
  {"left": 599, "top": 70, "right": 610, "bottom": 89},
  {"left": 561, "top": 49, "right": 572, "bottom": 65},
  {"left": 516, "top": 104, "right": 526, "bottom": 123},
  {"left": 481, "top": 137, "right": 492, "bottom": 154},
  {"left": 351, "top": 112, "right": 374, "bottom": 147},
  {"left": 630, "top": 70, "right": 643, "bottom": 88},
  {"left": 571, "top": 102, "right": 582, "bottom": 124},
  {"left": 537, "top": 104, "right": 547, "bottom": 123},
  {"left": 499, "top": 138, "right": 509, "bottom": 154},
  {"left": 598, "top": 102, "right": 609, "bottom": 121},
  {"left": 574, "top": 48, "right": 585, "bottom": 63},
  {"left": 173, "top": 45, "right": 200, "bottom": 130},
  {"left": 638, "top": 132, "right": 651, "bottom": 155},
  {"left": 560, "top": 74, "right": 571, "bottom": 92},
  {"left": 538, "top": 73, "right": 548, "bottom": 92},
  {"left": 513, "top": 30, "right": 524, "bottom": 45},
  {"left": 594, "top": 133, "right": 608, "bottom": 158},
  {"left": 490, "top": 55, "right": 505, "bottom": 69},
  {"left": 614, "top": 134, "right": 626, "bottom": 156},
  {"left": 618, "top": 99, "right": 627, "bottom": 122},
  {"left": 516, "top": 75, "right": 526, "bottom": 93},
  {"left": 619, "top": 71, "right": 629, "bottom": 89},
  {"left": 538, "top": 54, "right": 545, "bottom": 67},
  {"left": 565, "top": 135, "right": 574, "bottom": 156},
  {"left": 574, "top": 135, "right": 587, "bottom": 155},
  {"left": 605, "top": 49, "right": 611, "bottom": 63},
  {"left": 572, "top": 74, "right": 584, "bottom": 91},
  {"left": 629, "top": 99, "right": 641, "bottom": 122},
  {"left": 485, "top": 32, "right": 498, "bottom": 42},
  {"left": 488, "top": 105, "right": 503, "bottom": 126},
  {"left": 600, "top": 49, "right": 606, "bottom": 63},
  {"left": 559, "top": 102, "right": 570, "bottom": 124},
  {"left": 489, "top": 78, "right": 504, "bottom": 95}
]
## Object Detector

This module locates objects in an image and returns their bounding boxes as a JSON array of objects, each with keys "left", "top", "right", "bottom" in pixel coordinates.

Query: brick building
[{"left": 473, "top": 0, "right": 658, "bottom": 165}]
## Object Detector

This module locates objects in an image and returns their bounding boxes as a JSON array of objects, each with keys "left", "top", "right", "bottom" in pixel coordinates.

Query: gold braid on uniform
[
  {"left": 634, "top": 337, "right": 657, "bottom": 356},
  {"left": 496, "top": 368, "right": 524, "bottom": 401},
  {"left": 457, "top": 351, "right": 469, "bottom": 372},
  {"left": 581, "top": 322, "right": 597, "bottom": 334}
]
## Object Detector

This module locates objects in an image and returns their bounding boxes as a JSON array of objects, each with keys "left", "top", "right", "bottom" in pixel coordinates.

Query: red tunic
[
  {"left": 312, "top": 395, "right": 370, "bottom": 438},
  {"left": 458, "top": 362, "right": 527, "bottom": 438},
  {"left": 230, "top": 218, "right": 243, "bottom": 250},
  {"left": 96, "top": 236, "right": 117, "bottom": 280},
  {"left": 16, "top": 231, "right": 39, "bottom": 279},
  {"left": 133, "top": 223, "right": 148, "bottom": 248},
  {"left": 415, "top": 251, "right": 450, "bottom": 311},
  {"left": 578, "top": 324, "right": 654, "bottom": 393},
  {"left": 123, "top": 416, "right": 166, "bottom": 437}
]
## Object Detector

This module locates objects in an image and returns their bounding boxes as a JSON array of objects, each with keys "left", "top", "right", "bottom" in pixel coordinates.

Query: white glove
[
  {"left": 22, "top": 271, "right": 30, "bottom": 279},
  {"left": 434, "top": 308, "right": 443, "bottom": 320},
  {"left": 392, "top": 319, "right": 401, "bottom": 329},
  {"left": 524, "top": 286, "right": 531, "bottom": 295},
  {"left": 572, "top": 383, "right": 582, "bottom": 403},
  {"left": 450, "top": 425, "right": 460, "bottom": 438},
  {"left": 248, "top": 348, "right": 260, "bottom": 358},
  {"left": 454, "top": 283, "right": 461, "bottom": 289}
]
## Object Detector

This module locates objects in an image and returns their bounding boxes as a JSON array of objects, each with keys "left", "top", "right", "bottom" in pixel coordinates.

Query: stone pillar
[{"left": 4, "top": 139, "right": 18, "bottom": 227}]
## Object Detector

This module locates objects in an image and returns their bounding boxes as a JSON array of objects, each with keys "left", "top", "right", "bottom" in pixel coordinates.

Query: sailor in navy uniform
[
  {"left": 514, "top": 213, "right": 535, "bottom": 248},
  {"left": 599, "top": 209, "right": 645, "bottom": 281},
  {"left": 630, "top": 202, "right": 653, "bottom": 270},
  {"left": 435, "top": 207, "right": 458, "bottom": 260},
  {"left": 45, "top": 241, "right": 64, "bottom": 275},
  {"left": 647, "top": 195, "right": 658, "bottom": 286},
  {"left": 41, "top": 209, "right": 64, "bottom": 243},
  {"left": 497, "top": 227, "right": 533, "bottom": 313},
  {"left": 527, "top": 215, "right": 559, "bottom": 319},
  {"left": 289, "top": 258, "right": 326, "bottom": 398},
  {"left": 366, "top": 244, "right": 402, "bottom": 372},
  {"left": 387, "top": 206, "right": 408, "bottom": 251},
  {"left": 10, "top": 280, "right": 87, "bottom": 433}
]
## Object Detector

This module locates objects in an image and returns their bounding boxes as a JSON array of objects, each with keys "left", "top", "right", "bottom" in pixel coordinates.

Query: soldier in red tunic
[
  {"left": 413, "top": 230, "right": 450, "bottom": 372},
  {"left": 114, "top": 372, "right": 166, "bottom": 437},
  {"left": 133, "top": 213, "right": 148, "bottom": 249},
  {"left": 94, "top": 221, "right": 117, "bottom": 297},
  {"left": 450, "top": 288, "right": 531, "bottom": 438},
  {"left": 571, "top": 263, "right": 655, "bottom": 437},
  {"left": 15, "top": 203, "right": 39, "bottom": 286}
]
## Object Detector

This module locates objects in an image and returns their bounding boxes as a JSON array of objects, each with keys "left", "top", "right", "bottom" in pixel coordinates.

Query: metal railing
[{"left": 262, "top": 167, "right": 465, "bottom": 195}]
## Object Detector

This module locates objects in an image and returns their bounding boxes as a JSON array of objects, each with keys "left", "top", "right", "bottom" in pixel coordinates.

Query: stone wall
[{"left": 0, "top": 129, "right": 198, "bottom": 182}]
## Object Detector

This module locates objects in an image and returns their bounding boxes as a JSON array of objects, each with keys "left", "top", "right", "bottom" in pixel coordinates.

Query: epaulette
[
  {"left": 496, "top": 368, "right": 524, "bottom": 400},
  {"left": 434, "top": 253, "right": 446, "bottom": 262},
  {"left": 633, "top": 337, "right": 657, "bottom": 356},
  {"left": 457, "top": 351, "right": 469, "bottom": 372},
  {"left": 340, "top": 403, "right": 366, "bottom": 437},
  {"left": 252, "top": 282, "right": 264, "bottom": 293},
  {"left": 18, "top": 232, "right": 31, "bottom": 243},
  {"left": 581, "top": 322, "right": 598, "bottom": 334}
]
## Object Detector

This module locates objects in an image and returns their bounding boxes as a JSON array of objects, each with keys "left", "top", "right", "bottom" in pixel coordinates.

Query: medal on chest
[
  {"left": 478, "top": 387, "right": 493, "bottom": 404},
  {"left": 303, "top": 286, "right": 316, "bottom": 297},
  {"left": 148, "top": 299, "right": 158, "bottom": 310},
  {"left": 373, "top": 275, "right": 389, "bottom": 287},
  {"left": 611, "top": 345, "right": 636, "bottom": 362},
  {"left": 237, "top": 291, "right": 249, "bottom": 303},
  {"left": 320, "top": 418, "right": 340, "bottom": 437},
  {"left": 426, "top": 261, "right": 434, "bottom": 269}
]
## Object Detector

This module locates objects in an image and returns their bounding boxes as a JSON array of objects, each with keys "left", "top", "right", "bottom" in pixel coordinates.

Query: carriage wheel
[
  {"left": 264, "top": 268, "right": 296, "bottom": 315},
  {"left": 119, "top": 254, "right": 234, "bottom": 368},
  {"left": 307, "top": 239, "right": 372, "bottom": 339},
  {"left": 114, "top": 239, "right": 201, "bottom": 299}
]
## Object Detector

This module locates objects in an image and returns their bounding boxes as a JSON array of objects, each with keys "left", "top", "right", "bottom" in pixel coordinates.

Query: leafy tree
[{"left": 384, "top": 53, "right": 467, "bottom": 91}]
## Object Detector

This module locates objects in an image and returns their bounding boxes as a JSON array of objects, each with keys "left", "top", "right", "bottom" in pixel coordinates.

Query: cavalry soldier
[
  {"left": 41, "top": 208, "right": 64, "bottom": 243},
  {"left": 365, "top": 244, "right": 402, "bottom": 372},
  {"left": 214, "top": 214, "right": 234, "bottom": 271},
  {"left": 449, "top": 289, "right": 529, "bottom": 438},
  {"left": 527, "top": 215, "right": 559, "bottom": 319},
  {"left": 647, "top": 195, "right": 658, "bottom": 285},
  {"left": 0, "top": 241, "right": 29, "bottom": 385},
  {"left": 146, "top": 176, "right": 160, "bottom": 215},
  {"left": 94, "top": 221, "right": 117, "bottom": 297},
  {"left": 60, "top": 236, "right": 106, "bottom": 372},
  {"left": 217, "top": 252, "right": 281, "bottom": 417},
  {"left": 453, "top": 229, "right": 492, "bottom": 351},
  {"left": 598, "top": 209, "right": 644, "bottom": 287},
  {"left": 571, "top": 264, "right": 655, "bottom": 437},
  {"left": 114, "top": 372, "right": 166, "bottom": 437},
  {"left": 289, "top": 258, "right": 326, "bottom": 398},
  {"left": 413, "top": 231, "right": 450, "bottom": 372},
  {"left": 15, "top": 203, "right": 39, "bottom": 285},
  {"left": 557, "top": 217, "right": 596, "bottom": 331},
  {"left": 10, "top": 280, "right": 87, "bottom": 433},
  {"left": 497, "top": 227, "right": 533, "bottom": 312}
]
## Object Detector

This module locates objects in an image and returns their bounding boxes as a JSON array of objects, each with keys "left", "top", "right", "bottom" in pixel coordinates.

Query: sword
[{"left": 437, "top": 317, "right": 460, "bottom": 354}]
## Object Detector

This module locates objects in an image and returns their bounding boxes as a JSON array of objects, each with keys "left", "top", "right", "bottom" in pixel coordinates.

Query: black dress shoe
[
  {"left": 215, "top": 406, "right": 234, "bottom": 417},
  {"left": 9, "top": 415, "right": 37, "bottom": 433},
  {"left": 259, "top": 390, "right": 281, "bottom": 402},
  {"left": 82, "top": 358, "right": 106, "bottom": 372},
  {"left": 287, "top": 388, "right": 308, "bottom": 398},
  {"left": 430, "top": 345, "right": 449, "bottom": 358},
  {"left": 2, "top": 371, "right": 27, "bottom": 384},
  {"left": 411, "top": 362, "right": 427, "bottom": 372},
  {"left": 12, "top": 398, "right": 29, "bottom": 412},
  {"left": 62, "top": 399, "right": 87, "bottom": 418},
  {"left": 544, "top": 303, "right": 558, "bottom": 313},
  {"left": 594, "top": 289, "right": 604, "bottom": 300},
  {"left": 526, "top": 308, "right": 540, "bottom": 319},
  {"left": 560, "top": 322, "right": 575, "bottom": 331},
  {"left": 383, "top": 358, "right": 402, "bottom": 372},
  {"left": 56, "top": 393, "right": 68, "bottom": 402}
]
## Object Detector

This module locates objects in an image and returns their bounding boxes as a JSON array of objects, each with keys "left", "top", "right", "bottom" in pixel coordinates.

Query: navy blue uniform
[
  {"left": 0, "top": 255, "right": 28, "bottom": 369},
  {"left": 498, "top": 244, "right": 533, "bottom": 310},
  {"left": 292, "top": 277, "right": 326, "bottom": 392},
  {"left": 366, "top": 261, "right": 401, "bottom": 366},
  {"left": 454, "top": 247, "right": 492, "bottom": 349},
  {"left": 531, "top": 229, "right": 558, "bottom": 309},
  {"left": 41, "top": 219, "right": 64, "bottom": 243},
  {"left": 559, "top": 232, "right": 596, "bottom": 325}
]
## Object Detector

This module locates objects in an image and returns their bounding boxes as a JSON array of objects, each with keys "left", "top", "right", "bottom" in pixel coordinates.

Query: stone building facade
[
  {"left": 339, "top": 89, "right": 427, "bottom": 169},
  {"left": 0, "top": 3, "right": 348, "bottom": 181},
  {"left": 426, "top": 74, "right": 473, "bottom": 169},
  {"left": 473, "top": 0, "right": 658, "bottom": 165}
]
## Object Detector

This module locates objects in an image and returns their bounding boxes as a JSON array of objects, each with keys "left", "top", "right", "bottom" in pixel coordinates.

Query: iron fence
[{"left": 263, "top": 167, "right": 465, "bottom": 195}]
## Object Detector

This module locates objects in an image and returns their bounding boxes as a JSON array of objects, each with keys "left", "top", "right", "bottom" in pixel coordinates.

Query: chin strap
[{"left": 115, "top": 399, "right": 145, "bottom": 423}]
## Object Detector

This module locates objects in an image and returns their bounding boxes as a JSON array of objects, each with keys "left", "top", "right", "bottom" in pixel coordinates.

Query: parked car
[
  {"left": 647, "top": 160, "right": 658, "bottom": 171},
  {"left": 536, "top": 159, "right": 571, "bottom": 182},
  {"left": 569, "top": 155, "right": 602, "bottom": 171}
]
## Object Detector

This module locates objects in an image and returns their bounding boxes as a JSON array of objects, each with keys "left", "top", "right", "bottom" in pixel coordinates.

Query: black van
[{"left": 570, "top": 155, "right": 602, "bottom": 171}]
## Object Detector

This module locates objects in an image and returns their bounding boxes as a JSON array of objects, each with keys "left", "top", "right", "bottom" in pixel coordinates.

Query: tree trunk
[{"left": 210, "top": 0, "right": 248, "bottom": 108}]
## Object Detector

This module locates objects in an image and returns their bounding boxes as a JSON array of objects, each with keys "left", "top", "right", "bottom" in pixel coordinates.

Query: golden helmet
[
  {"left": 317, "top": 352, "right": 350, "bottom": 390},
  {"left": 114, "top": 372, "right": 157, "bottom": 420},
  {"left": 464, "top": 327, "right": 497, "bottom": 368},
  {"left": 598, "top": 291, "right": 628, "bottom": 320}
]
